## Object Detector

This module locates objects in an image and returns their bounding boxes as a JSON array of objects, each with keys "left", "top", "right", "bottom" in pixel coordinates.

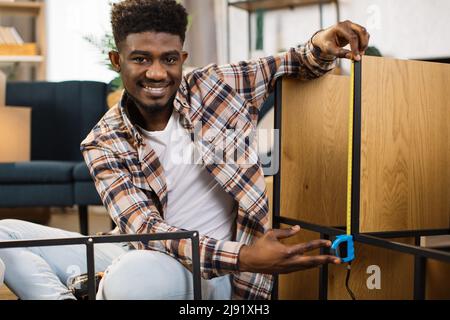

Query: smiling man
[
  {"left": 0, "top": 0, "right": 369, "bottom": 300},
  {"left": 111, "top": 31, "right": 188, "bottom": 132}
]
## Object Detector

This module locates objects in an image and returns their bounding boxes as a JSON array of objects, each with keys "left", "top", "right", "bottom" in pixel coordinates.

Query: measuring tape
[
  {"left": 331, "top": 61, "right": 356, "bottom": 263},
  {"left": 346, "top": 61, "right": 355, "bottom": 237}
]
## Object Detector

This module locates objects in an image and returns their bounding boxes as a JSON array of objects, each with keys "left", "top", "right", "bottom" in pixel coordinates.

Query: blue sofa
[{"left": 0, "top": 81, "right": 109, "bottom": 234}]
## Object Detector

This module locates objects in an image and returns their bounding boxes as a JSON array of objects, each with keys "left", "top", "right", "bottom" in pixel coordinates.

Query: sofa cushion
[
  {"left": 73, "top": 162, "right": 93, "bottom": 181},
  {"left": 74, "top": 181, "right": 102, "bottom": 205},
  {"left": 0, "top": 184, "right": 73, "bottom": 207},
  {"left": 0, "top": 161, "right": 75, "bottom": 184}
]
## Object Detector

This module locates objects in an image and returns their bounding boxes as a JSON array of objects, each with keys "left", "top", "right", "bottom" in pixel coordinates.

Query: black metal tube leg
[
  {"left": 191, "top": 232, "right": 202, "bottom": 300},
  {"left": 271, "top": 78, "right": 282, "bottom": 301},
  {"left": 79, "top": 205, "right": 89, "bottom": 235},
  {"left": 86, "top": 238, "right": 96, "bottom": 300},
  {"left": 414, "top": 236, "right": 426, "bottom": 300}
]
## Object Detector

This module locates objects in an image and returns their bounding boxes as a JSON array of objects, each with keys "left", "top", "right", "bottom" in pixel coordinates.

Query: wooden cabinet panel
[
  {"left": 426, "top": 258, "right": 450, "bottom": 299},
  {"left": 279, "top": 57, "right": 450, "bottom": 232},
  {"left": 360, "top": 56, "right": 450, "bottom": 232},
  {"left": 280, "top": 75, "right": 349, "bottom": 227}
]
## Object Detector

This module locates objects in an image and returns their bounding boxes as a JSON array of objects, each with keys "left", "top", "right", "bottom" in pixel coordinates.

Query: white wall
[
  {"left": 45, "top": 0, "right": 450, "bottom": 81},
  {"left": 225, "top": 0, "right": 450, "bottom": 63},
  {"left": 335, "top": 0, "right": 450, "bottom": 59},
  {"left": 46, "top": 0, "right": 117, "bottom": 83}
]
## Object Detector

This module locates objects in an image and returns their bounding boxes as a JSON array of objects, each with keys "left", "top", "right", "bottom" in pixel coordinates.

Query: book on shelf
[
  {"left": 0, "top": 27, "right": 24, "bottom": 45},
  {"left": 0, "top": 26, "right": 36, "bottom": 56},
  {"left": 10, "top": 28, "right": 24, "bottom": 44}
]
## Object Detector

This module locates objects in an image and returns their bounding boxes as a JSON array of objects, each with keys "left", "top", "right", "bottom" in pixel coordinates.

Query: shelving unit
[
  {"left": 0, "top": 55, "right": 43, "bottom": 63},
  {"left": 226, "top": 0, "right": 340, "bottom": 60},
  {"left": 0, "top": 1, "right": 46, "bottom": 80}
]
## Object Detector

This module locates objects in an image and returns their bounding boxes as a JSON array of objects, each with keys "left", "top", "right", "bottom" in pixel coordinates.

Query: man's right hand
[{"left": 238, "top": 225, "right": 340, "bottom": 274}]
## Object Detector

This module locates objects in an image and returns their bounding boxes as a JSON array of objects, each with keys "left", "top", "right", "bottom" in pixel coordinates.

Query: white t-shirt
[{"left": 137, "top": 111, "right": 236, "bottom": 241}]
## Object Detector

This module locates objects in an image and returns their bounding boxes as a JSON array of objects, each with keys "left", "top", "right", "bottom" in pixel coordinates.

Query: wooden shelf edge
[
  {"left": 0, "top": 55, "right": 44, "bottom": 62},
  {"left": 0, "top": 1, "right": 43, "bottom": 9},
  {"left": 0, "top": 1, "right": 43, "bottom": 15}
]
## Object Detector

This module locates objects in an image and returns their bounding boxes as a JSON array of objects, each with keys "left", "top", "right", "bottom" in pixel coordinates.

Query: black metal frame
[
  {"left": 272, "top": 62, "right": 450, "bottom": 300},
  {"left": 78, "top": 205, "right": 88, "bottom": 235},
  {"left": 0, "top": 231, "right": 202, "bottom": 300}
]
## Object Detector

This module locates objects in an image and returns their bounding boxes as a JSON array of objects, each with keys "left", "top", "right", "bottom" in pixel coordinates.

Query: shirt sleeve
[
  {"left": 214, "top": 39, "right": 336, "bottom": 111},
  {"left": 81, "top": 142, "right": 245, "bottom": 279}
]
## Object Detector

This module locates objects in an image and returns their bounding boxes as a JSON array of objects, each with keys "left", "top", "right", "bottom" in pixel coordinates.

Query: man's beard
[
  {"left": 127, "top": 91, "right": 174, "bottom": 114},
  {"left": 124, "top": 90, "right": 176, "bottom": 128}
]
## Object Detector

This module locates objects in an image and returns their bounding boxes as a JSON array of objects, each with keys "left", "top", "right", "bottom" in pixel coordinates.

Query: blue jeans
[{"left": 0, "top": 219, "right": 231, "bottom": 300}]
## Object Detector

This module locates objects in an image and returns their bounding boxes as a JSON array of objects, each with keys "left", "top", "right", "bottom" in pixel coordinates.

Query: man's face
[{"left": 110, "top": 31, "right": 188, "bottom": 112}]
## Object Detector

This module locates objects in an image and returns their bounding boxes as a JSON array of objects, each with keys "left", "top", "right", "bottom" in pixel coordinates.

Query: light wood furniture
[
  {"left": 265, "top": 176, "right": 273, "bottom": 227},
  {"left": 279, "top": 56, "right": 450, "bottom": 233},
  {"left": 280, "top": 74, "right": 349, "bottom": 228},
  {"left": 426, "top": 258, "right": 450, "bottom": 299},
  {"left": 0, "top": 70, "right": 31, "bottom": 162},
  {"left": 360, "top": 57, "right": 450, "bottom": 232},
  {"left": 0, "top": 106, "right": 31, "bottom": 162},
  {"left": 0, "top": 43, "right": 38, "bottom": 56},
  {"left": 275, "top": 56, "right": 450, "bottom": 299},
  {"left": 0, "top": 1, "right": 46, "bottom": 80}
]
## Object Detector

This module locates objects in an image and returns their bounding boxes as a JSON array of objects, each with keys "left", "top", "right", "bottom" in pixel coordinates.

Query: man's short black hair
[{"left": 111, "top": 0, "right": 188, "bottom": 47}]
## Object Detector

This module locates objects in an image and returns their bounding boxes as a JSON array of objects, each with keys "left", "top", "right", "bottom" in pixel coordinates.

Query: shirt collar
[{"left": 118, "top": 91, "right": 144, "bottom": 145}]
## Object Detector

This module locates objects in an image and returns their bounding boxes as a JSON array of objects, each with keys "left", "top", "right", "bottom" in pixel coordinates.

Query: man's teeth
[{"left": 142, "top": 85, "right": 166, "bottom": 93}]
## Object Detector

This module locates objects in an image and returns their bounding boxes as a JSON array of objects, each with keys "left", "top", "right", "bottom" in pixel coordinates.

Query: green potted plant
[{"left": 84, "top": 32, "right": 123, "bottom": 108}]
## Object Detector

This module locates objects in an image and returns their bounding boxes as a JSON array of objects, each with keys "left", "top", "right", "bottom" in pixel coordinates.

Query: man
[{"left": 0, "top": 0, "right": 369, "bottom": 300}]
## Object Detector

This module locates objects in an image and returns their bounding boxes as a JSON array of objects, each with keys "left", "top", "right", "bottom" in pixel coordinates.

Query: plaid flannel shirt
[{"left": 80, "top": 40, "right": 335, "bottom": 300}]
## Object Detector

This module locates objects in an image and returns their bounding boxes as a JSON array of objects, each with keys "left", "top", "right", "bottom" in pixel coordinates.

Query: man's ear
[
  {"left": 181, "top": 51, "right": 189, "bottom": 64},
  {"left": 109, "top": 50, "right": 121, "bottom": 72}
]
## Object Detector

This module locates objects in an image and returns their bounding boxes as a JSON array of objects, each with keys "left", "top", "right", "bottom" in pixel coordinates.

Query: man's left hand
[{"left": 312, "top": 20, "right": 370, "bottom": 61}]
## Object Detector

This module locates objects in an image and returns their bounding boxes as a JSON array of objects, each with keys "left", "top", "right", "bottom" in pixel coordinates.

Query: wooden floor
[{"left": 0, "top": 206, "right": 110, "bottom": 300}]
